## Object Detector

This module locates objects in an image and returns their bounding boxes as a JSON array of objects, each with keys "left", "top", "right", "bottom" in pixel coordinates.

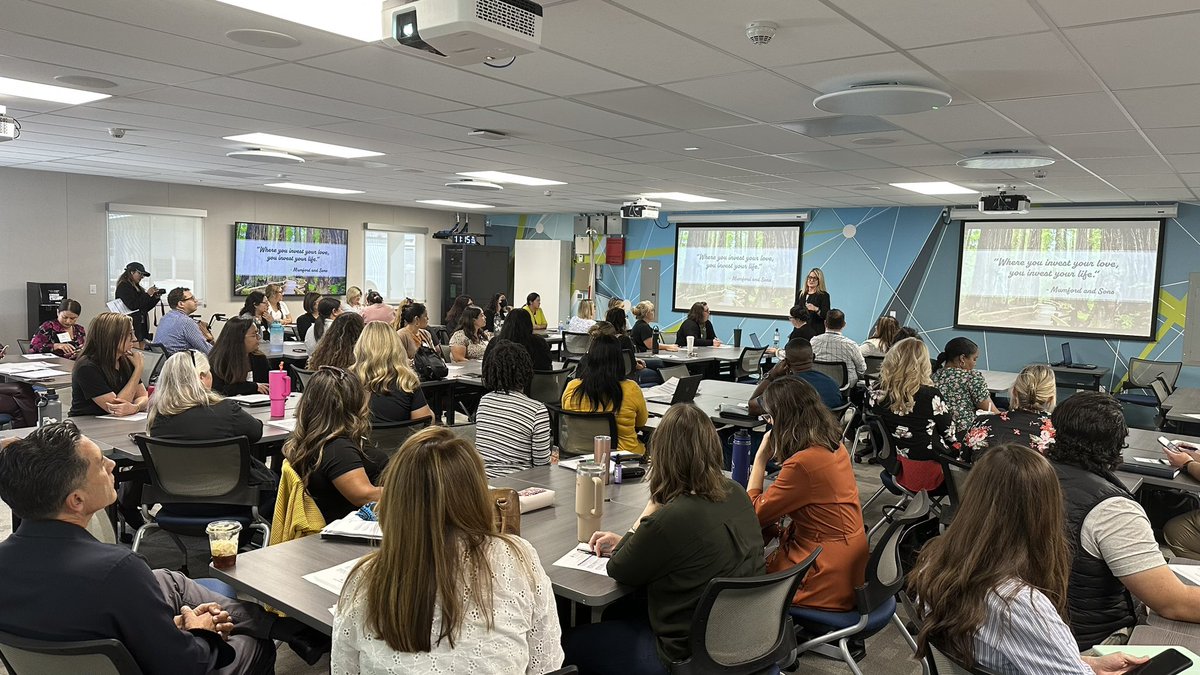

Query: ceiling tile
[
  {"left": 428, "top": 109, "right": 597, "bottom": 143},
  {"left": 846, "top": 167, "right": 940, "bottom": 183},
  {"left": 664, "top": 71, "right": 823, "bottom": 124},
  {"left": 493, "top": 99, "right": 671, "bottom": 137},
  {"left": 1078, "top": 156, "right": 1175, "bottom": 175},
  {"left": 1038, "top": 2, "right": 1200, "bottom": 28},
  {"left": 461, "top": 50, "right": 642, "bottom": 96},
  {"left": 574, "top": 87, "right": 750, "bottom": 129},
  {"left": 911, "top": 33, "right": 1102, "bottom": 101},
  {"left": 1116, "top": 85, "right": 1200, "bottom": 130},
  {"left": 1166, "top": 155, "right": 1200, "bottom": 173},
  {"left": 1147, "top": 128, "right": 1200, "bottom": 155},
  {"left": 650, "top": 159, "right": 764, "bottom": 179},
  {"left": 693, "top": 125, "right": 837, "bottom": 153},
  {"left": 886, "top": 104, "right": 1026, "bottom": 143},
  {"left": 855, "top": 144, "right": 964, "bottom": 167},
  {"left": 1041, "top": 131, "right": 1157, "bottom": 159},
  {"left": 0, "top": 29, "right": 214, "bottom": 86},
  {"left": 778, "top": 149, "right": 898, "bottom": 170},
  {"left": 1105, "top": 174, "right": 1186, "bottom": 189},
  {"left": 991, "top": 93, "right": 1132, "bottom": 135},
  {"left": 712, "top": 155, "right": 813, "bottom": 174},
  {"left": 613, "top": 132, "right": 754, "bottom": 160},
  {"left": 826, "top": 0, "right": 1049, "bottom": 49},
  {"left": 1065, "top": 14, "right": 1200, "bottom": 89}
]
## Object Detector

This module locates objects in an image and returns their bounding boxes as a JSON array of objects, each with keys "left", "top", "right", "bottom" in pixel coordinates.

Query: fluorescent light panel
[
  {"left": 889, "top": 181, "right": 978, "bottom": 195},
  {"left": 265, "top": 182, "right": 364, "bottom": 194},
  {"left": 642, "top": 192, "right": 726, "bottom": 203},
  {"left": 212, "top": 0, "right": 382, "bottom": 41},
  {"left": 457, "top": 171, "right": 566, "bottom": 186},
  {"left": 416, "top": 199, "right": 495, "bottom": 209},
  {"left": 0, "top": 76, "right": 111, "bottom": 104},
  {"left": 225, "top": 133, "right": 383, "bottom": 158}
]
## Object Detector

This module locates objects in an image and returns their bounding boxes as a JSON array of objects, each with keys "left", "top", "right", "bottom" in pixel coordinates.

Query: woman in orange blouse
[{"left": 747, "top": 376, "right": 868, "bottom": 611}]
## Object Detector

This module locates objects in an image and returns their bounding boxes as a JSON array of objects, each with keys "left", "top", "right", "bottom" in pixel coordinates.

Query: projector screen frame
[
  {"left": 952, "top": 218, "right": 1166, "bottom": 341},
  {"left": 671, "top": 221, "right": 804, "bottom": 320},
  {"left": 232, "top": 221, "right": 351, "bottom": 298}
]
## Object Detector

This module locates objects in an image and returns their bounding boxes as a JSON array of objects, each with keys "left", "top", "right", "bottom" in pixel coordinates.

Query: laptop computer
[
  {"left": 1058, "top": 342, "right": 1097, "bottom": 369},
  {"left": 749, "top": 332, "right": 762, "bottom": 348},
  {"left": 646, "top": 374, "right": 704, "bottom": 406}
]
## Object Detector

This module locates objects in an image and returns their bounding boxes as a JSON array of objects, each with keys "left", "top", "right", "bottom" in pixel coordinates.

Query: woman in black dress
[
  {"left": 114, "top": 261, "right": 162, "bottom": 344},
  {"left": 797, "top": 267, "right": 831, "bottom": 337}
]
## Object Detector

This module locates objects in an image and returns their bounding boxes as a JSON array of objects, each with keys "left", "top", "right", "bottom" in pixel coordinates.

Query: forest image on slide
[
  {"left": 959, "top": 224, "right": 1158, "bottom": 334},
  {"left": 676, "top": 227, "right": 798, "bottom": 313}
]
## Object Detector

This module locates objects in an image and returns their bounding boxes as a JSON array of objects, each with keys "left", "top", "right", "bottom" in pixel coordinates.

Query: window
[
  {"left": 364, "top": 228, "right": 425, "bottom": 303},
  {"left": 106, "top": 206, "right": 206, "bottom": 302}
]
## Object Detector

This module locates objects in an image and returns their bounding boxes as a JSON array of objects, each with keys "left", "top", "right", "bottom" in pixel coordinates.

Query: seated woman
[
  {"left": 566, "top": 403, "right": 765, "bottom": 674},
  {"left": 523, "top": 292, "right": 548, "bottom": 330},
  {"left": 265, "top": 283, "right": 292, "bottom": 325},
  {"left": 295, "top": 292, "right": 321, "bottom": 342},
  {"left": 358, "top": 289, "right": 395, "bottom": 324},
  {"left": 566, "top": 299, "right": 597, "bottom": 334},
  {"left": 604, "top": 307, "right": 660, "bottom": 385},
  {"left": 332, "top": 426, "right": 563, "bottom": 674},
  {"left": 284, "top": 367, "right": 384, "bottom": 523},
  {"left": 449, "top": 306, "right": 489, "bottom": 362},
  {"left": 963, "top": 364, "right": 1056, "bottom": 461},
  {"left": 306, "top": 312, "right": 364, "bottom": 371},
  {"left": 351, "top": 322, "right": 432, "bottom": 423},
  {"left": 674, "top": 301, "right": 721, "bottom": 348},
  {"left": 304, "top": 297, "right": 343, "bottom": 353},
  {"left": 910, "top": 444, "right": 1146, "bottom": 675},
  {"left": 69, "top": 312, "right": 148, "bottom": 417},
  {"left": 562, "top": 333, "right": 648, "bottom": 455},
  {"left": 860, "top": 315, "right": 899, "bottom": 358},
  {"left": 207, "top": 317, "right": 270, "bottom": 396},
  {"left": 482, "top": 306, "right": 552, "bottom": 371},
  {"left": 629, "top": 301, "right": 678, "bottom": 353},
  {"left": 868, "top": 337, "right": 957, "bottom": 492},
  {"left": 396, "top": 302, "right": 436, "bottom": 361},
  {"left": 444, "top": 294, "right": 472, "bottom": 331},
  {"left": 932, "top": 336, "right": 997, "bottom": 434},
  {"left": 344, "top": 286, "right": 364, "bottom": 314},
  {"left": 239, "top": 290, "right": 272, "bottom": 338},
  {"left": 748, "top": 377, "right": 867, "bottom": 612},
  {"left": 31, "top": 298, "right": 85, "bottom": 359},
  {"left": 483, "top": 292, "right": 510, "bottom": 333},
  {"left": 475, "top": 340, "right": 551, "bottom": 478}
]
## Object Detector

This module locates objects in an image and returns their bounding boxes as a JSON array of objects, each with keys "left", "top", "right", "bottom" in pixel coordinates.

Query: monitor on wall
[{"left": 233, "top": 222, "right": 349, "bottom": 297}]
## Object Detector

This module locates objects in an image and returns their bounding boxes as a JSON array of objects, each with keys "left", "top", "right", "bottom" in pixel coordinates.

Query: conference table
[
  {"left": 1163, "top": 388, "right": 1200, "bottom": 428},
  {"left": 1050, "top": 364, "right": 1110, "bottom": 392},
  {"left": 0, "top": 352, "right": 76, "bottom": 389},
  {"left": 644, "top": 379, "right": 765, "bottom": 429},
  {"left": 211, "top": 464, "right": 651, "bottom": 634}
]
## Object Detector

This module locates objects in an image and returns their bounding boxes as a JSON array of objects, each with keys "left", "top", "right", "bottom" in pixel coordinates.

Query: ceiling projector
[
  {"left": 621, "top": 198, "right": 660, "bottom": 220},
  {"left": 382, "top": 0, "right": 543, "bottom": 66},
  {"left": 979, "top": 192, "right": 1030, "bottom": 215}
]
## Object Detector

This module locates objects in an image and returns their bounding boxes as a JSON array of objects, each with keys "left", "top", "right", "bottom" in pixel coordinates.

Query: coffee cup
[
  {"left": 575, "top": 461, "right": 605, "bottom": 542},
  {"left": 206, "top": 520, "right": 242, "bottom": 569},
  {"left": 686, "top": 335, "right": 696, "bottom": 356},
  {"left": 593, "top": 435, "right": 612, "bottom": 486}
]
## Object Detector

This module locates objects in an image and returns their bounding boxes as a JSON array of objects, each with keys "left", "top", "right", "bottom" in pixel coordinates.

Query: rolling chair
[
  {"left": 0, "top": 630, "right": 143, "bottom": 675},
  {"left": 545, "top": 403, "right": 618, "bottom": 457}
]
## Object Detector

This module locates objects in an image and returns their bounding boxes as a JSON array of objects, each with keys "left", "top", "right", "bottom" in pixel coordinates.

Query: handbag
[
  {"left": 489, "top": 487, "right": 521, "bottom": 535},
  {"left": 413, "top": 344, "right": 448, "bottom": 382}
]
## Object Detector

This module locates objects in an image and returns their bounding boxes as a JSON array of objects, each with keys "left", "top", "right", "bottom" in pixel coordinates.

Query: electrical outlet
[{"left": 89, "top": 284, "right": 97, "bottom": 295}]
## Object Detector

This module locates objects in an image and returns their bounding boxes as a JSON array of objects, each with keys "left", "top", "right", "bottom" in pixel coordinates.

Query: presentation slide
[
  {"left": 956, "top": 220, "right": 1163, "bottom": 339},
  {"left": 673, "top": 224, "right": 802, "bottom": 318},
  {"left": 233, "top": 222, "right": 349, "bottom": 296}
]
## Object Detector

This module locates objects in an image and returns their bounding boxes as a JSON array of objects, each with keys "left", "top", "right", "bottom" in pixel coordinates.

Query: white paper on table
[
  {"left": 98, "top": 412, "right": 148, "bottom": 421},
  {"left": 22, "top": 354, "right": 57, "bottom": 360},
  {"left": 642, "top": 377, "right": 679, "bottom": 403},
  {"left": 446, "top": 364, "right": 463, "bottom": 370},
  {"left": 268, "top": 417, "right": 298, "bottom": 431},
  {"left": 320, "top": 514, "right": 382, "bottom": 541},
  {"left": 557, "top": 452, "right": 640, "bottom": 472},
  {"left": 553, "top": 544, "right": 611, "bottom": 577},
  {"left": 1182, "top": 413, "right": 1200, "bottom": 421},
  {"left": 1170, "top": 563, "right": 1200, "bottom": 586},
  {"left": 228, "top": 394, "right": 271, "bottom": 405},
  {"left": 9, "top": 368, "right": 68, "bottom": 378},
  {"left": 302, "top": 556, "right": 367, "bottom": 595},
  {"left": 0, "top": 363, "right": 44, "bottom": 374}
]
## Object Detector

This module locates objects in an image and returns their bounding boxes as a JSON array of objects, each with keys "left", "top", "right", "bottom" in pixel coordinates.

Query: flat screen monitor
[{"left": 233, "top": 221, "right": 349, "bottom": 297}]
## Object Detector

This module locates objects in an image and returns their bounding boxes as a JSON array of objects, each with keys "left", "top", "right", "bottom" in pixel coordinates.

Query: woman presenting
[
  {"left": 114, "top": 261, "right": 163, "bottom": 344},
  {"left": 797, "top": 267, "right": 830, "bottom": 336}
]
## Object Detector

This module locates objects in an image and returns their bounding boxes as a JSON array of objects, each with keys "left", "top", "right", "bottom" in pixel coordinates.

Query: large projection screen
[
  {"left": 955, "top": 219, "right": 1164, "bottom": 340},
  {"left": 673, "top": 223, "right": 802, "bottom": 318}
]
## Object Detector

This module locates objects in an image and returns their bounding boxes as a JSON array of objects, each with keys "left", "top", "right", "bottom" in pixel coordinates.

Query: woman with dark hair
[
  {"left": 932, "top": 336, "right": 997, "bottom": 434},
  {"left": 860, "top": 315, "right": 900, "bottom": 357},
  {"left": 523, "top": 292, "right": 548, "bottom": 330},
  {"left": 31, "top": 298, "right": 85, "bottom": 359},
  {"left": 483, "top": 292, "right": 510, "bottom": 333},
  {"left": 69, "top": 312, "right": 148, "bottom": 417},
  {"left": 332, "top": 426, "right": 562, "bottom": 673},
  {"left": 475, "top": 340, "right": 551, "bottom": 478},
  {"left": 449, "top": 306, "right": 489, "bottom": 362},
  {"left": 748, "top": 377, "right": 867, "bottom": 612},
  {"left": 562, "top": 333, "right": 648, "bottom": 454},
  {"left": 910, "top": 444, "right": 1146, "bottom": 674},
  {"left": 295, "top": 292, "right": 322, "bottom": 341},
  {"left": 114, "top": 261, "right": 162, "bottom": 344},
  {"left": 444, "top": 295, "right": 472, "bottom": 331},
  {"left": 797, "top": 267, "right": 831, "bottom": 337},
  {"left": 307, "top": 312, "right": 364, "bottom": 371},
  {"left": 359, "top": 289, "right": 395, "bottom": 324},
  {"left": 606, "top": 307, "right": 660, "bottom": 385},
  {"left": 304, "top": 297, "right": 343, "bottom": 352},
  {"left": 566, "top": 403, "right": 765, "bottom": 674},
  {"left": 895, "top": 326, "right": 919, "bottom": 342},
  {"left": 207, "top": 317, "right": 270, "bottom": 396},
  {"left": 239, "top": 290, "right": 272, "bottom": 339},
  {"left": 397, "top": 302, "right": 435, "bottom": 361},
  {"left": 674, "top": 302, "right": 721, "bottom": 348},
  {"left": 482, "top": 307, "right": 552, "bottom": 371}
]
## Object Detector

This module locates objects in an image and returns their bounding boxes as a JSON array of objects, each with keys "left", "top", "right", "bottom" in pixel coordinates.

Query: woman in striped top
[
  {"left": 474, "top": 339, "right": 551, "bottom": 478},
  {"left": 908, "top": 444, "right": 1146, "bottom": 675}
]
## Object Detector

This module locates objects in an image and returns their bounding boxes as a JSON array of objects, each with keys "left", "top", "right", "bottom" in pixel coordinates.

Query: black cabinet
[
  {"left": 27, "top": 282, "right": 68, "bottom": 338},
  {"left": 442, "top": 244, "right": 510, "bottom": 319}
]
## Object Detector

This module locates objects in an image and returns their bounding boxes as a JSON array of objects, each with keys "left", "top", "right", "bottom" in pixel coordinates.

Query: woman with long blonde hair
[
  {"left": 331, "top": 426, "right": 563, "bottom": 674},
  {"left": 797, "top": 267, "right": 831, "bottom": 336},
  {"left": 860, "top": 315, "right": 900, "bottom": 357},
  {"left": 351, "top": 322, "right": 433, "bottom": 423},
  {"left": 963, "top": 364, "right": 1056, "bottom": 460},
  {"left": 868, "top": 337, "right": 957, "bottom": 492},
  {"left": 69, "top": 312, "right": 148, "bottom": 417}
]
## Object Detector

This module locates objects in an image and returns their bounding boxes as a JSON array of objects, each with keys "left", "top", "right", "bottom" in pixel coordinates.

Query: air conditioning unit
[{"left": 382, "top": 0, "right": 543, "bottom": 66}]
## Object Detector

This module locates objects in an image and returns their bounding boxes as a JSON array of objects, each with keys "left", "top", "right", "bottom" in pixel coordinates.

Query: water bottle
[
  {"left": 37, "top": 388, "right": 62, "bottom": 427},
  {"left": 269, "top": 320, "right": 284, "bottom": 355},
  {"left": 773, "top": 328, "right": 780, "bottom": 349},
  {"left": 731, "top": 429, "right": 753, "bottom": 487},
  {"left": 651, "top": 326, "right": 660, "bottom": 355}
]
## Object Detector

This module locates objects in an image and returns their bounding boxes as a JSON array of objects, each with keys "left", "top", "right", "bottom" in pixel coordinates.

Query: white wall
[{"left": 0, "top": 166, "right": 469, "bottom": 350}]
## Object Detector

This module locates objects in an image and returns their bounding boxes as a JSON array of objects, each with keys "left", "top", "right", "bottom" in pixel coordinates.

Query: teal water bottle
[{"left": 269, "top": 320, "right": 284, "bottom": 355}]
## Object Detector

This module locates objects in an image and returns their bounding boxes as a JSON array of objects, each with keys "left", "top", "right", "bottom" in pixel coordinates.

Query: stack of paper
[
  {"left": 642, "top": 377, "right": 679, "bottom": 403},
  {"left": 228, "top": 394, "right": 270, "bottom": 405},
  {"left": 302, "top": 556, "right": 367, "bottom": 595},
  {"left": 22, "top": 354, "right": 57, "bottom": 361},
  {"left": 320, "top": 514, "right": 382, "bottom": 542}
]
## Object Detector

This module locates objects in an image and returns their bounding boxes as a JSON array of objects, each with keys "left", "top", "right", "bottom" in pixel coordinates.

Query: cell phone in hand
[
  {"left": 1160, "top": 436, "right": 1186, "bottom": 453},
  {"left": 1124, "top": 648, "right": 1192, "bottom": 675}
]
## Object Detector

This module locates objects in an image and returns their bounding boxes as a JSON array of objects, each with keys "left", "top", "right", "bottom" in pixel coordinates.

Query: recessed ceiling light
[
  {"left": 212, "top": 0, "right": 380, "bottom": 41},
  {"left": 683, "top": 147, "right": 701, "bottom": 151},
  {"left": 889, "top": 181, "right": 978, "bottom": 195},
  {"left": 957, "top": 150, "right": 1056, "bottom": 169},
  {"left": 445, "top": 179, "right": 504, "bottom": 191},
  {"left": 457, "top": 171, "right": 566, "bottom": 186},
  {"left": 642, "top": 192, "right": 726, "bottom": 203},
  {"left": 0, "top": 76, "right": 111, "bottom": 104},
  {"left": 416, "top": 199, "right": 495, "bottom": 209},
  {"left": 225, "top": 133, "right": 383, "bottom": 158},
  {"left": 227, "top": 149, "right": 306, "bottom": 164},
  {"left": 814, "top": 83, "right": 952, "bottom": 116},
  {"left": 53, "top": 75, "right": 119, "bottom": 89},
  {"left": 265, "top": 182, "right": 364, "bottom": 194},
  {"left": 468, "top": 129, "right": 508, "bottom": 141},
  {"left": 225, "top": 29, "right": 302, "bottom": 48},
  {"left": 851, "top": 137, "right": 896, "bottom": 146}
]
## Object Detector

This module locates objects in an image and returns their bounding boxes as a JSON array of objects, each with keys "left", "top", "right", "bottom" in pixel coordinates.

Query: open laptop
[
  {"left": 647, "top": 374, "right": 703, "bottom": 405},
  {"left": 749, "top": 332, "right": 762, "bottom": 348},
  {"left": 1057, "top": 342, "right": 1097, "bottom": 369}
]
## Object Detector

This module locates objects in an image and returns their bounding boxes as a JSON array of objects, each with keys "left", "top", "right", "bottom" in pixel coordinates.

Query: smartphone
[
  {"left": 1160, "top": 436, "right": 1184, "bottom": 452},
  {"left": 1124, "top": 648, "right": 1192, "bottom": 675}
]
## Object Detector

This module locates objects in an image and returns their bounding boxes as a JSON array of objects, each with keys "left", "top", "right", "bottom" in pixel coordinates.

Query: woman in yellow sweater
[{"left": 562, "top": 333, "right": 647, "bottom": 454}]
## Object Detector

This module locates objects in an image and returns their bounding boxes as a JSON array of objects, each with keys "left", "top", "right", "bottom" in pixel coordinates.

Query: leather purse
[
  {"left": 489, "top": 488, "right": 521, "bottom": 535},
  {"left": 413, "top": 344, "right": 448, "bottom": 381}
]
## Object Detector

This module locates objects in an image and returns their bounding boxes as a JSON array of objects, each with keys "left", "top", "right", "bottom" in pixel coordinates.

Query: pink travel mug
[{"left": 269, "top": 369, "right": 289, "bottom": 419}]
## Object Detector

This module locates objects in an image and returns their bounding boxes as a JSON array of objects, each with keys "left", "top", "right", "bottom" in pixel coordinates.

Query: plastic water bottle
[
  {"left": 731, "top": 429, "right": 753, "bottom": 487},
  {"left": 37, "top": 388, "right": 62, "bottom": 427},
  {"left": 773, "top": 328, "right": 780, "bottom": 349},
  {"left": 269, "top": 320, "right": 284, "bottom": 355}
]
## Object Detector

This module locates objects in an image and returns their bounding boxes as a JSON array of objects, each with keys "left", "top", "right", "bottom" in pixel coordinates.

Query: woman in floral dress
[
  {"left": 963, "top": 364, "right": 1056, "bottom": 462},
  {"left": 932, "top": 337, "right": 998, "bottom": 433}
]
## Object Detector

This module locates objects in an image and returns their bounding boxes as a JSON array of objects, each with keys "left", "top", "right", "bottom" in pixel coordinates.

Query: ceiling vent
[
  {"left": 813, "top": 83, "right": 952, "bottom": 115},
  {"left": 444, "top": 178, "right": 504, "bottom": 191}
]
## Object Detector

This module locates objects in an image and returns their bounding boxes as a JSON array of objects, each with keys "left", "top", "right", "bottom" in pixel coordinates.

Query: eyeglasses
[
  {"left": 186, "top": 349, "right": 197, "bottom": 367},
  {"left": 808, "top": 275, "right": 820, "bottom": 281}
]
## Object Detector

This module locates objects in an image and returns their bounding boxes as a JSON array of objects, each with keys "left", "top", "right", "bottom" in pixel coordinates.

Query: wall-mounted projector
[
  {"left": 621, "top": 198, "right": 660, "bottom": 220},
  {"left": 979, "top": 192, "right": 1031, "bottom": 215},
  {"left": 382, "top": 0, "right": 543, "bottom": 66}
]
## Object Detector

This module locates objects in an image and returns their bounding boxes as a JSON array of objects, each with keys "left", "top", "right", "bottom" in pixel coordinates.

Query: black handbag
[{"left": 414, "top": 344, "right": 448, "bottom": 382}]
